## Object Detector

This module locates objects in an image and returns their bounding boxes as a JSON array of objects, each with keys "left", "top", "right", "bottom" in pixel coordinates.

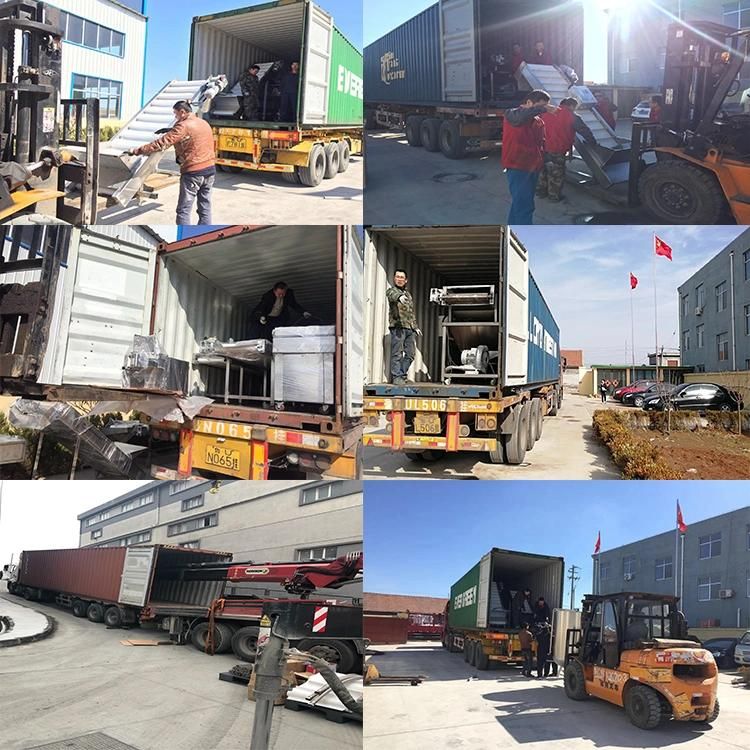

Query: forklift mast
[{"left": 0, "top": 0, "right": 61, "bottom": 164}]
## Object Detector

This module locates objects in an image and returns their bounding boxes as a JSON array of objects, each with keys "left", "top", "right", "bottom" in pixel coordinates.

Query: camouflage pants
[
  {"left": 537, "top": 152, "right": 567, "bottom": 200},
  {"left": 242, "top": 95, "right": 259, "bottom": 120}
]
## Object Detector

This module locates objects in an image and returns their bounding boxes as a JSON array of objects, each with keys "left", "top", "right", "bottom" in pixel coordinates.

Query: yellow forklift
[{"left": 564, "top": 593, "right": 719, "bottom": 729}]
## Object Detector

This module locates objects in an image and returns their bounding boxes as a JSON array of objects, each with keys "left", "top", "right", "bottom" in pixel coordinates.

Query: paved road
[
  {"left": 0, "top": 594, "right": 361, "bottom": 750},
  {"left": 0, "top": 595, "right": 51, "bottom": 644},
  {"left": 364, "top": 642, "right": 749, "bottom": 750},
  {"left": 364, "top": 392, "right": 621, "bottom": 480}
]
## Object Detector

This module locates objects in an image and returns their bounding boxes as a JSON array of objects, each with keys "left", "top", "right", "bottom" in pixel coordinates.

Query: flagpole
[
  {"left": 653, "top": 234, "right": 660, "bottom": 384},
  {"left": 680, "top": 532, "right": 685, "bottom": 606},
  {"left": 630, "top": 281, "right": 636, "bottom": 384},
  {"left": 674, "top": 501, "right": 679, "bottom": 598}
]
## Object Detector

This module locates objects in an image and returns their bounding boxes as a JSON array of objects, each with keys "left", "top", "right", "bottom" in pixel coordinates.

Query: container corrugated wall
[
  {"left": 491, "top": 550, "right": 565, "bottom": 612},
  {"left": 527, "top": 273, "right": 560, "bottom": 386},
  {"left": 19, "top": 548, "right": 127, "bottom": 603},
  {"left": 448, "top": 560, "right": 481, "bottom": 630},
  {"left": 327, "top": 27, "right": 363, "bottom": 125},
  {"left": 364, "top": 3, "right": 441, "bottom": 105}
]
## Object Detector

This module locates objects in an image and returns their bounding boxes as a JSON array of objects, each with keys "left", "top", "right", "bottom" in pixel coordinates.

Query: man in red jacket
[
  {"left": 537, "top": 97, "right": 596, "bottom": 201},
  {"left": 531, "top": 41, "right": 552, "bottom": 66},
  {"left": 501, "top": 89, "right": 552, "bottom": 224},
  {"left": 593, "top": 92, "right": 617, "bottom": 129}
]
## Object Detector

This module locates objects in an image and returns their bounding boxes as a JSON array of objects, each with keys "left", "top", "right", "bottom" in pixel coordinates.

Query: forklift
[
  {"left": 629, "top": 21, "right": 750, "bottom": 224},
  {"left": 563, "top": 592, "right": 719, "bottom": 730},
  {"left": 0, "top": 0, "right": 99, "bottom": 223}
]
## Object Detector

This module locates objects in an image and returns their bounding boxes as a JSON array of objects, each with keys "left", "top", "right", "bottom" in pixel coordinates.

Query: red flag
[
  {"left": 655, "top": 236, "right": 673, "bottom": 260},
  {"left": 594, "top": 531, "right": 601, "bottom": 554},
  {"left": 676, "top": 501, "right": 687, "bottom": 533},
  {"left": 630, "top": 272, "right": 638, "bottom": 290}
]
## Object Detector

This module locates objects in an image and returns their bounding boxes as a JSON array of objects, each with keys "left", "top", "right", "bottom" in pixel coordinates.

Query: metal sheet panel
[
  {"left": 476, "top": 551, "right": 491, "bottom": 629},
  {"left": 440, "top": 0, "right": 478, "bottom": 102},
  {"left": 118, "top": 545, "right": 156, "bottom": 606},
  {"left": 301, "top": 2, "right": 333, "bottom": 124},
  {"left": 503, "top": 231, "right": 529, "bottom": 388},
  {"left": 527, "top": 272, "right": 560, "bottom": 386},
  {"left": 343, "top": 226, "right": 364, "bottom": 417},
  {"left": 328, "top": 27, "right": 363, "bottom": 125}
]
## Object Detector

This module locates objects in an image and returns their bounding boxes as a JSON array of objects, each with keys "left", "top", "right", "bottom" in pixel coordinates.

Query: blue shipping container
[
  {"left": 364, "top": 3, "right": 442, "bottom": 106},
  {"left": 527, "top": 273, "right": 560, "bottom": 386}
]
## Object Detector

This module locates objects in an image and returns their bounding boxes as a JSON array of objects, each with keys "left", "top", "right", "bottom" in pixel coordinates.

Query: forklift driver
[{"left": 624, "top": 607, "right": 650, "bottom": 643}]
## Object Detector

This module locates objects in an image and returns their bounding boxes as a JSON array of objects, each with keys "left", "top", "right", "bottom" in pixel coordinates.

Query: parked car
[
  {"left": 631, "top": 100, "right": 652, "bottom": 120},
  {"left": 735, "top": 631, "right": 750, "bottom": 667},
  {"left": 613, "top": 380, "right": 655, "bottom": 401},
  {"left": 622, "top": 382, "right": 676, "bottom": 408},
  {"left": 702, "top": 637, "right": 740, "bottom": 669},
  {"left": 642, "top": 382, "right": 743, "bottom": 412}
]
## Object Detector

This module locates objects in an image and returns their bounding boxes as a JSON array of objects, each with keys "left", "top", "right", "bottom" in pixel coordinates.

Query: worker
[
  {"left": 648, "top": 94, "right": 663, "bottom": 123},
  {"left": 531, "top": 41, "right": 552, "bottom": 66},
  {"left": 501, "top": 89, "right": 553, "bottom": 225},
  {"left": 510, "top": 43, "right": 524, "bottom": 73},
  {"left": 518, "top": 622, "right": 534, "bottom": 677},
  {"left": 593, "top": 92, "right": 617, "bottom": 129},
  {"left": 600, "top": 380, "right": 608, "bottom": 402},
  {"left": 386, "top": 269, "right": 421, "bottom": 385},
  {"left": 239, "top": 64, "right": 261, "bottom": 121},
  {"left": 533, "top": 596, "right": 551, "bottom": 625},
  {"left": 625, "top": 614, "right": 650, "bottom": 644},
  {"left": 535, "top": 622, "right": 553, "bottom": 678},
  {"left": 537, "top": 97, "right": 596, "bottom": 202},
  {"left": 251, "top": 281, "right": 311, "bottom": 339},
  {"left": 129, "top": 101, "right": 216, "bottom": 226},
  {"left": 279, "top": 61, "right": 300, "bottom": 122},
  {"left": 513, "top": 587, "right": 534, "bottom": 627}
]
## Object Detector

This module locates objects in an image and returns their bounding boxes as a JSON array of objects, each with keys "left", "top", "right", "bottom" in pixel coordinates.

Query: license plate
[
  {"left": 225, "top": 136, "right": 247, "bottom": 150},
  {"left": 204, "top": 445, "right": 241, "bottom": 471},
  {"left": 404, "top": 398, "right": 447, "bottom": 411},
  {"left": 414, "top": 412, "right": 441, "bottom": 434}
]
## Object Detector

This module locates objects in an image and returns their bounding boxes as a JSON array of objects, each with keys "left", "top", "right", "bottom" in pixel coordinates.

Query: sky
[
  {"left": 364, "top": 483, "right": 749, "bottom": 607},
  {"left": 0, "top": 481, "right": 151, "bottom": 567},
  {"left": 517, "top": 225, "right": 747, "bottom": 365},
  {"left": 364, "top": 0, "right": 433, "bottom": 47},
  {"left": 142, "top": 0, "right": 363, "bottom": 102}
]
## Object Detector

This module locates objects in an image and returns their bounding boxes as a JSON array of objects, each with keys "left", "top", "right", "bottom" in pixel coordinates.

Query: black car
[
  {"left": 622, "top": 383, "right": 677, "bottom": 408},
  {"left": 702, "top": 637, "right": 740, "bottom": 669},
  {"left": 642, "top": 382, "right": 743, "bottom": 412}
]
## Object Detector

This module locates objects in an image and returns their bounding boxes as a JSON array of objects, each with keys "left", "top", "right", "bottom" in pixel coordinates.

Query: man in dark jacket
[
  {"left": 251, "top": 281, "right": 310, "bottom": 339},
  {"left": 535, "top": 621, "right": 553, "bottom": 678},
  {"left": 512, "top": 587, "right": 534, "bottom": 627},
  {"left": 279, "top": 61, "right": 300, "bottom": 122},
  {"left": 533, "top": 596, "right": 551, "bottom": 625},
  {"left": 386, "top": 269, "right": 421, "bottom": 384},
  {"left": 239, "top": 64, "right": 261, "bottom": 120}
]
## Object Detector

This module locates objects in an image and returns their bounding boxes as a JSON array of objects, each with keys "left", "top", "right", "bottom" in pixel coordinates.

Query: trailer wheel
[
  {"left": 103, "top": 606, "right": 123, "bottom": 628},
  {"left": 337, "top": 140, "right": 351, "bottom": 172},
  {"left": 298, "top": 144, "right": 326, "bottom": 187},
  {"left": 503, "top": 404, "right": 528, "bottom": 465},
  {"left": 563, "top": 659, "right": 588, "bottom": 701},
  {"left": 638, "top": 161, "right": 726, "bottom": 225},
  {"left": 523, "top": 401, "right": 537, "bottom": 451},
  {"left": 420, "top": 118, "right": 441, "bottom": 151},
  {"left": 533, "top": 399, "right": 543, "bottom": 441},
  {"left": 475, "top": 643, "right": 489, "bottom": 671},
  {"left": 548, "top": 389, "right": 559, "bottom": 417},
  {"left": 297, "top": 638, "right": 357, "bottom": 674},
  {"left": 323, "top": 143, "right": 340, "bottom": 179},
  {"left": 86, "top": 603, "right": 104, "bottom": 623},
  {"left": 231, "top": 626, "right": 260, "bottom": 662},
  {"left": 190, "top": 622, "right": 233, "bottom": 654},
  {"left": 282, "top": 170, "right": 302, "bottom": 184},
  {"left": 71, "top": 599, "right": 88, "bottom": 618},
  {"left": 463, "top": 639, "right": 472, "bottom": 663},
  {"left": 22, "top": 587, "right": 36, "bottom": 601},
  {"left": 625, "top": 684, "right": 663, "bottom": 729},
  {"left": 439, "top": 120, "right": 468, "bottom": 159},
  {"left": 405, "top": 116, "right": 425, "bottom": 146}
]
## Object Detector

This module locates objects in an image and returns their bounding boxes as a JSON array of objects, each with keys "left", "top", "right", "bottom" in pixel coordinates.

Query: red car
[{"left": 613, "top": 380, "right": 655, "bottom": 401}]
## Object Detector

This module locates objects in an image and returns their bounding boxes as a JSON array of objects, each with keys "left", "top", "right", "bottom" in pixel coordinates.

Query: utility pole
[{"left": 568, "top": 564, "right": 581, "bottom": 610}]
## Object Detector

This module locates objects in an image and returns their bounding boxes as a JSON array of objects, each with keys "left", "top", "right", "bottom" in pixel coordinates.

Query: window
[
  {"left": 681, "top": 295, "right": 689, "bottom": 318},
  {"left": 699, "top": 532, "right": 722, "bottom": 559},
  {"left": 745, "top": 249, "right": 750, "bottom": 282},
  {"left": 655, "top": 557, "right": 672, "bottom": 581},
  {"left": 71, "top": 75, "right": 122, "bottom": 118},
  {"left": 181, "top": 496, "right": 204, "bottom": 512},
  {"left": 717, "top": 333, "right": 729, "bottom": 362},
  {"left": 745, "top": 305, "right": 750, "bottom": 336},
  {"left": 698, "top": 575, "right": 721, "bottom": 602},
  {"left": 623, "top": 555, "right": 636, "bottom": 577},
  {"left": 682, "top": 330, "right": 690, "bottom": 352},
  {"left": 91, "top": 529, "right": 102, "bottom": 540},
  {"left": 696, "top": 324, "right": 704, "bottom": 349},
  {"left": 98, "top": 530, "right": 151, "bottom": 548},
  {"left": 179, "top": 540, "right": 201, "bottom": 549},
  {"left": 696, "top": 364, "right": 705, "bottom": 373},
  {"left": 168, "top": 513, "right": 218, "bottom": 536},
  {"left": 170, "top": 480, "right": 199, "bottom": 495},
  {"left": 301, "top": 484, "right": 334, "bottom": 505},
  {"left": 59, "top": 11, "right": 124, "bottom": 57},
  {"left": 747, "top": 525, "right": 750, "bottom": 551},
  {"left": 722, "top": 1, "right": 750, "bottom": 29},
  {"left": 599, "top": 563, "right": 609, "bottom": 580},
  {"left": 695, "top": 284, "right": 705, "bottom": 310},
  {"left": 121, "top": 500, "right": 134, "bottom": 513},
  {"left": 716, "top": 282, "right": 728, "bottom": 312},
  {"left": 296, "top": 545, "right": 338, "bottom": 561}
]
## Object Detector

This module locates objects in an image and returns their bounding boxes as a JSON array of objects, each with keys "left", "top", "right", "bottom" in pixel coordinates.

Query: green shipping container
[
  {"left": 449, "top": 561, "right": 482, "bottom": 630},
  {"left": 327, "top": 28, "right": 363, "bottom": 126}
]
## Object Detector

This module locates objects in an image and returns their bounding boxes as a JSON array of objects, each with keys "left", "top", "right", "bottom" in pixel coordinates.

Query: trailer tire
[
  {"left": 282, "top": 170, "right": 302, "bottom": 184},
  {"left": 323, "top": 143, "right": 340, "bottom": 179},
  {"left": 297, "top": 638, "right": 357, "bottom": 674},
  {"left": 86, "top": 603, "right": 104, "bottom": 623},
  {"left": 71, "top": 599, "right": 88, "bottom": 618},
  {"left": 564, "top": 659, "right": 588, "bottom": 701},
  {"left": 231, "top": 626, "right": 260, "bottom": 662},
  {"left": 463, "top": 639, "right": 472, "bottom": 663},
  {"left": 337, "top": 140, "right": 351, "bottom": 172},
  {"left": 533, "top": 399, "right": 543, "bottom": 441},
  {"left": 22, "top": 587, "right": 36, "bottom": 601},
  {"left": 523, "top": 401, "right": 537, "bottom": 451},
  {"left": 103, "top": 606, "right": 123, "bottom": 628},
  {"left": 503, "top": 404, "right": 528, "bottom": 465},
  {"left": 420, "top": 118, "right": 441, "bottom": 151},
  {"left": 190, "top": 621, "right": 233, "bottom": 654},
  {"left": 625, "top": 684, "right": 663, "bottom": 729},
  {"left": 298, "top": 144, "right": 326, "bottom": 187},
  {"left": 405, "top": 116, "right": 425, "bottom": 147},
  {"left": 548, "top": 389, "right": 559, "bottom": 417},
  {"left": 475, "top": 643, "right": 489, "bottom": 671},
  {"left": 439, "top": 120, "right": 468, "bottom": 159}
]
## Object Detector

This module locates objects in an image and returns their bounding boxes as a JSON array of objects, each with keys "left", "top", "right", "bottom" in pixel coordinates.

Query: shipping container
[{"left": 364, "top": 614, "right": 410, "bottom": 645}]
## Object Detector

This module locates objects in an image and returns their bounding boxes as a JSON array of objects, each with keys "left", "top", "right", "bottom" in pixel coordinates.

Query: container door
[
  {"left": 118, "top": 546, "right": 157, "bottom": 607},
  {"left": 476, "top": 552, "right": 492, "bottom": 629},
  {"left": 343, "top": 226, "right": 364, "bottom": 418},
  {"left": 301, "top": 1, "right": 333, "bottom": 125},
  {"left": 439, "top": 0, "right": 478, "bottom": 102},
  {"left": 502, "top": 230, "right": 529, "bottom": 387}
]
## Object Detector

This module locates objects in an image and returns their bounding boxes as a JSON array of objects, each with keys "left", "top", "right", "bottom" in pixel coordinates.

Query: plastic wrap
[
  {"left": 197, "top": 337, "right": 272, "bottom": 364},
  {"left": 272, "top": 326, "right": 335, "bottom": 406},
  {"left": 122, "top": 335, "right": 190, "bottom": 394},
  {"left": 272, "top": 325, "right": 336, "bottom": 353},
  {"left": 88, "top": 395, "right": 213, "bottom": 424}
]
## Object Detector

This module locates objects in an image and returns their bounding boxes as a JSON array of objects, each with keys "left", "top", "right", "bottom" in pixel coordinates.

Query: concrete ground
[
  {"left": 0, "top": 596, "right": 52, "bottom": 645},
  {"left": 363, "top": 120, "right": 651, "bottom": 226},
  {"left": 363, "top": 392, "right": 621, "bottom": 480},
  {"left": 0, "top": 594, "right": 361, "bottom": 750},
  {"left": 364, "top": 642, "right": 750, "bottom": 750}
]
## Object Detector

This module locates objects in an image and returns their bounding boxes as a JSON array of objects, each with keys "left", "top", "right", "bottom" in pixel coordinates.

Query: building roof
[
  {"left": 364, "top": 592, "right": 447, "bottom": 614},
  {"left": 104, "top": 0, "right": 147, "bottom": 20}
]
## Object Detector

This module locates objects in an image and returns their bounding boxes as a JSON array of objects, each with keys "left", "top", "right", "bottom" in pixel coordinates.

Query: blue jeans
[
  {"left": 390, "top": 327, "right": 416, "bottom": 382},
  {"left": 177, "top": 172, "right": 215, "bottom": 225},
  {"left": 506, "top": 168, "right": 540, "bottom": 225}
]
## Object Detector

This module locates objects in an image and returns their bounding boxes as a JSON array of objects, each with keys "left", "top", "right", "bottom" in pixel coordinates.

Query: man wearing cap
[{"left": 239, "top": 64, "right": 261, "bottom": 120}]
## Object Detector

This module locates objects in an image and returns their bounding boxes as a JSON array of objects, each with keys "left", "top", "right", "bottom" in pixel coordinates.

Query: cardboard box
[{"left": 248, "top": 659, "right": 309, "bottom": 703}]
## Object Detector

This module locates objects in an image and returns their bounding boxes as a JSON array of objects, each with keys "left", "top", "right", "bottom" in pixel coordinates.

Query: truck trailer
[
  {"left": 4, "top": 546, "right": 364, "bottom": 672},
  {"left": 443, "top": 547, "right": 565, "bottom": 670},
  {"left": 363, "top": 225, "right": 561, "bottom": 465}
]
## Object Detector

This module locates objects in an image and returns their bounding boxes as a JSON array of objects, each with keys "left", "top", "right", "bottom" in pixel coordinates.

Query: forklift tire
[
  {"left": 439, "top": 120, "right": 468, "bottom": 159},
  {"left": 405, "top": 116, "right": 425, "bottom": 147},
  {"left": 638, "top": 161, "right": 726, "bottom": 225},
  {"left": 337, "top": 140, "right": 351, "bottom": 172},
  {"left": 323, "top": 143, "right": 340, "bottom": 179},
  {"left": 71, "top": 599, "right": 88, "bottom": 618},
  {"left": 564, "top": 660, "right": 588, "bottom": 701},
  {"left": 231, "top": 626, "right": 260, "bottom": 662},
  {"left": 297, "top": 638, "right": 357, "bottom": 674},
  {"left": 103, "top": 606, "right": 123, "bottom": 628},
  {"left": 298, "top": 144, "right": 326, "bottom": 187},
  {"left": 503, "top": 405, "right": 528, "bottom": 465},
  {"left": 704, "top": 699, "right": 720, "bottom": 723},
  {"left": 420, "top": 118, "right": 441, "bottom": 151},
  {"left": 625, "top": 684, "right": 663, "bottom": 730},
  {"left": 86, "top": 603, "right": 104, "bottom": 623},
  {"left": 190, "top": 622, "right": 233, "bottom": 654},
  {"left": 475, "top": 643, "right": 490, "bottom": 671},
  {"left": 523, "top": 401, "right": 537, "bottom": 451}
]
